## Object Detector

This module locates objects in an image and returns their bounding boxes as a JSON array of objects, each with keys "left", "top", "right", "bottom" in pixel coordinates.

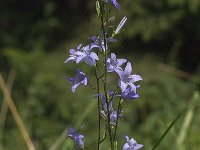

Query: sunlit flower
[
  {"left": 117, "top": 62, "right": 142, "bottom": 92},
  {"left": 65, "top": 44, "right": 99, "bottom": 66}
]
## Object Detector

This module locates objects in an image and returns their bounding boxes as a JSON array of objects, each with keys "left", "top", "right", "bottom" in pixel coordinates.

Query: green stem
[
  {"left": 100, "top": 1, "right": 113, "bottom": 149},
  {"left": 95, "top": 66, "right": 101, "bottom": 150}
]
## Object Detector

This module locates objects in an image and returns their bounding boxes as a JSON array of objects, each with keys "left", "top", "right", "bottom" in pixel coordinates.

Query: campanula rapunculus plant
[{"left": 64, "top": 0, "right": 143, "bottom": 149}]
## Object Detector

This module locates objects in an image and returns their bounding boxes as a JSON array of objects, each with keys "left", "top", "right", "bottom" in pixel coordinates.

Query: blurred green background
[{"left": 0, "top": 0, "right": 200, "bottom": 149}]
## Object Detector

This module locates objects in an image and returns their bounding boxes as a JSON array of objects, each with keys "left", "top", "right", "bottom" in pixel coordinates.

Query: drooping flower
[
  {"left": 121, "top": 87, "right": 139, "bottom": 100},
  {"left": 107, "top": 53, "right": 127, "bottom": 73},
  {"left": 117, "top": 62, "right": 143, "bottom": 92},
  {"left": 114, "top": 16, "right": 127, "bottom": 35},
  {"left": 65, "top": 69, "right": 88, "bottom": 92},
  {"left": 123, "top": 136, "right": 143, "bottom": 150},
  {"left": 67, "top": 128, "right": 84, "bottom": 148},
  {"left": 89, "top": 36, "right": 117, "bottom": 52},
  {"left": 65, "top": 44, "right": 99, "bottom": 66},
  {"left": 105, "top": 0, "right": 120, "bottom": 9}
]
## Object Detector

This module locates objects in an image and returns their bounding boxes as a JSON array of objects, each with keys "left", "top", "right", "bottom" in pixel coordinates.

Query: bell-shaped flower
[
  {"left": 67, "top": 128, "right": 84, "bottom": 148},
  {"left": 65, "top": 69, "right": 88, "bottom": 92},
  {"left": 107, "top": 53, "right": 127, "bottom": 73},
  {"left": 117, "top": 62, "right": 143, "bottom": 92},
  {"left": 123, "top": 136, "right": 143, "bottom": 150}
]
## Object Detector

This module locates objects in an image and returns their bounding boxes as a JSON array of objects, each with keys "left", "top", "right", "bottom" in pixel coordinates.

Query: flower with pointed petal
[
  {"left": 67, "top": 128, "right": 84, "bottom": 148},
  {"left": 65, "top": 69, "right": 88, "bottom": 92},
  {"left": 65, "top": 44, "right": 99, "bottom": 66},
  {"left": 117, "top": 62, "right": 143, "bottom": 92},
  {"left": 64, "top": 44, "right": 82, "bottom": 63},
  {"left": 107, "top": 53, "right": 127, "bottom": 73},
  {"left": 74, "top": 45, "right": 99, "bottom": 66},
  {"left": 123, "top": 136, "right": 143, "bottom": 150}
]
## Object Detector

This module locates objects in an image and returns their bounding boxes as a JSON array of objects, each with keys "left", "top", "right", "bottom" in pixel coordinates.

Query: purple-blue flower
[
  {"left": 65, "top": 69, "right": 88, "bottom": 92},
  {"left": 107, "top": 53, "right": 127, "bottom": 73},
  {"left": 110, "top": 110, "right": 123, "bottom": 126},
  {"left": 121, "top": 87, "right": 139, "bottom": 100},
  {"left": 123, "top": 136, "right": 143, "bottom": 150},
  {"left": 64, "top": 44, "right": 82, "bottom": 63},
  {"left": 67, "top": 128, "right": 84, "bottom": 148},
  {"left": 105, "top": 0, "right": 120, "bottom": 9},
  {"left": 89, "top": 36, "right": 117, "bottom": 52},
  {"left": 117, "top": 62, "right": 143, "bottom": 92},
  {"left": 65, "top": 44, "right": 99, "bottom": 66},
  {"left": 74, "top": 45, "right": 99, "bottom": 66}
]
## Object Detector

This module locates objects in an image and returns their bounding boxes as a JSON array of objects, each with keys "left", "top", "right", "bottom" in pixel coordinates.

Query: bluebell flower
[
  {"left": 121, "top": 87, "right": 139, "bottom": 100},
  {"left": 65, "top": 69, "right": 88, "bottom": 92},
  {"left": 89, "top": 36, "right": 117, "bottom": 52},
  {"left": 114, "top": 16, "right": 127, "bottom": 35},
  {"left": 123, "top": 136, "right": 143, "bottom": 150},
  {"left": 105, "top": 0, "right": 120, "bottom": 9},
  {"left": 65, "top": 44, "right": 99, "bottom": 66},
  {"left": 67, "top": 128, "right": 84, "bottom": 148},
  {"left": 107, "top": 53, "right": 127, "bottom": 73},
  {"left": 117, "top": 62, "right": 143, "bottom": 92}
]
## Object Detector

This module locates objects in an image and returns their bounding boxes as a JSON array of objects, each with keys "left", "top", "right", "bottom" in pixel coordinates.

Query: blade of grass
[
  {"left": 0, "top": 72, "right": 36, "bottom": 150},
  {"left": 0, "top": 69, "right": 16, "bottom": 148},
  {"left": 151, "top": 102, "right": 188, "bottom": 150},
  {"left": 177, "top": 91, "right": 199, "bottom": 150}
]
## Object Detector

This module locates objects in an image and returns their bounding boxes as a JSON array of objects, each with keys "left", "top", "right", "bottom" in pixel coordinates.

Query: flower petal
[
  {"left": 117, "top": 59, "right": 127, "bottom": 66},
  {"left": 90, "top": 52, "right": 99, "bottom": 60},
  {"left": 124, "top": 62, "right": 132, "bottom": 75}
]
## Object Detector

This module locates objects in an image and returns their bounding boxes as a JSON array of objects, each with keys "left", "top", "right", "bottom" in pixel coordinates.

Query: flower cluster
[{"left": 64, "top": 0, "right": 143, "bottom": 149}]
